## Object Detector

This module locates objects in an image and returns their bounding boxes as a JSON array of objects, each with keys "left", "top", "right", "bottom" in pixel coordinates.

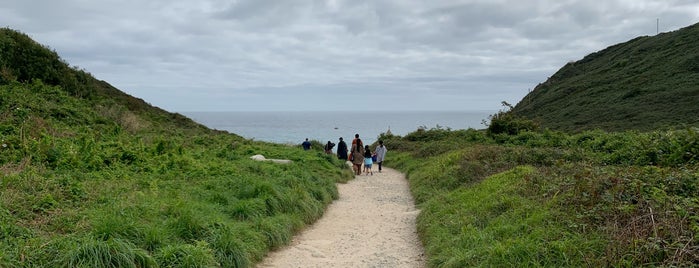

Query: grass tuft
[
  {"left": 64, "top": 237, "right": 156, "bottom": 268},
  {"left": 155, "top": 241, "right": 217, "bottom": 268}
]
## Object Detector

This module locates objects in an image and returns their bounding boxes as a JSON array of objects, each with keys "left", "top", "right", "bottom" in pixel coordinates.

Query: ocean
[{"left": 183, "top": 111, "right": 494, "bottom": 145}]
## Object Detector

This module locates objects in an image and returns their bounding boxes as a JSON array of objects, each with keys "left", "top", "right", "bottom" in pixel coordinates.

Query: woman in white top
[{"left": 374, "top": 140, "right": 387, "bottom": 172}]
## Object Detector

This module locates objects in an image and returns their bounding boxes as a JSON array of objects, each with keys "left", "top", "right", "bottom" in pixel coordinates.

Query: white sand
[{"left": 257, "top": 166, "right": 426, "bottom": 268}]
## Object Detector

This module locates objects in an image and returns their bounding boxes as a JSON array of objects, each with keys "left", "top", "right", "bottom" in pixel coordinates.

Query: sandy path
[{"left": 257, "top": 166, "right": 426, "bottom": 268}]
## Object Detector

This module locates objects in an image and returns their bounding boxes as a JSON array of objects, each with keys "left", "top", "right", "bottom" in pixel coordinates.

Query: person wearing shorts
[{"left": 363, "top": 145, "right": 373, "bottom": 175}]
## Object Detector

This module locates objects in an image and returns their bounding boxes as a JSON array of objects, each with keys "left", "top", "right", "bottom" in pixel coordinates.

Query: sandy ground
[{"left": 257, "top": 165, "right": 426, "bottom": 268}]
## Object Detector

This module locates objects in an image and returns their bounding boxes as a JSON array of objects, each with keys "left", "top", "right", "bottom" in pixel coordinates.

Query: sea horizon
[{"left": 183, "top": 110, "right": 496, "bottom": 145}]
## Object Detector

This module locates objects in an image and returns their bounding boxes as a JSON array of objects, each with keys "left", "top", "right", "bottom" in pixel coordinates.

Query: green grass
[
  {"left": 419, "top": 166, "right": 602, "bottom": 267},
  {"left": 65, "top": 237, "right": 157, "bottom": 268},
  {"left": 4, "top": 25, "right": 699, "bottom": 267},
  {"left": 155, "top": 241, "right": 217, "bottom": 268},
  {"left": 512, "top": 22, "right": 699, "bottom": 132},
  {"left": 0, "top": 76, "right": 354, "bottom": 267},
  {"left": 380, "top": 126, "right": 699, "bottom": 267}
]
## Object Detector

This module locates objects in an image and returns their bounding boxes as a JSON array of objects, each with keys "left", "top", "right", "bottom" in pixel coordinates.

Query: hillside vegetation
[
  {"left": 512, "top": 22, "right": 699, "bottom": 132},
  {"left": 382, "top": 125, "right": 698, "bottom": 267},
  {"left": 388, "top": 23, "right": 699, "bottom": 266},
  {"left": 0, "top": 28, "right": 206, "bottom": 134},
  {"left": 4, "top": 22, "right": 699, "bottom": 267},
  {"left": 1, "top": 28, "right": 353, "bottom": 267}
]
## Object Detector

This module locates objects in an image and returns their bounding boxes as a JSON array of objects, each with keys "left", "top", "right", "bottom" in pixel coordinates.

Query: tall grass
[
  {"left": 383, "top": 126, "right": 699, "bottom": 267},
  {"left": 0, "top": 79, "right": 354, "bottom": 267},
  {"left": 155, "top": 241, "right": 217, "bottom": 268},
  {"left": 0, "top": 28, "right": 356, "bottom": 267},
  {"left": 64, "top": 237, "right": 156, "bottom": 268}
]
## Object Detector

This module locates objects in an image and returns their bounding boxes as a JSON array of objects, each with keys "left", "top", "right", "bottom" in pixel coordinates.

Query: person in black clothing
[
  {"left": 324, "top": 141, "right": 335, "bottom": 154},
  {"left": 301, "top": 138, "right": 311, "bottom": 150},
  {"left": 336, "top": 137, "right": 348, "bottom": 160}
]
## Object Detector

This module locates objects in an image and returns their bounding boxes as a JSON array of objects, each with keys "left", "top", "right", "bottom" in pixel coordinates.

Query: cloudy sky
[{"left": 1, "top": 1, "right": 698, "bottom": 112}]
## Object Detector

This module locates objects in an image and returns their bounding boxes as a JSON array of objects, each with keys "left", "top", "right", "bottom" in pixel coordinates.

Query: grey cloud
[{"left": 1, "top": 0, "right": 698, "bottom": 112}]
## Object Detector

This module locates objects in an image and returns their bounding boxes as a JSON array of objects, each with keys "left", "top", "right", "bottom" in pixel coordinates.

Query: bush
[
  {"left": 388, "top": 123, "right": 699, "bottom": 266},
  {"left": 487, "top": 102, "right": 539, "bottom": 136}
]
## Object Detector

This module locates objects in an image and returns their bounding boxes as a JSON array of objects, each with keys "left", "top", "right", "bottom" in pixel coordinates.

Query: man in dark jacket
[
  {"left": 336, "top": 137, "right": 348, "bottom": 160},
  {"left": 302, "top": 138, "right": 311, "bottom": 150}
]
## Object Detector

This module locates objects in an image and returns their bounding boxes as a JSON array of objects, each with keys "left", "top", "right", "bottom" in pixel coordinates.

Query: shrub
[
  {"left": 487, "top": 102, "right": 539, "bottom": 136},
  {"left": 404, "top": 126, "right": 452, "bottom": 142},
  {"left": 389, "top": 124, "right": 699, "bottom": 266}
]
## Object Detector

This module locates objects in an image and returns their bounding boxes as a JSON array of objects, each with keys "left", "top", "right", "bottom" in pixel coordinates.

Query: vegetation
[
  {"left": 0, "top": 28, "right": 207, "bottom": 133},
  {"left": 380, "top": 124, "right": 699, "bottom": 267},
  {"left": 485, "top": 101, "right": 539, "bottom": 136},
  {"left": 512, "top": 22, "right": 699, "bottom": 132},
  {"left": 1, "top": 28, "right": 353, "bottom": 267},
  {"left": 4, "top": 20, "right": 699, "bottom": 267}
]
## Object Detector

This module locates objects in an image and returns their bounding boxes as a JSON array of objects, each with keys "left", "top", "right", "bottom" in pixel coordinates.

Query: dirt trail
[{"left": 257, "top": 166, "right": 426, "bottom": 268}]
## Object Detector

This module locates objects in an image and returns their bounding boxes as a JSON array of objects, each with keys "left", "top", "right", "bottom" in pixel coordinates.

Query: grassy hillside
[
  {"left": 0, "top": 28, "right": 206, "bottom": 134},
  {"left": 381, "top": 126, "right": 698, "bottom": 267},
  {"left": 1, "top": 28, "right": 353, "bottom": 267},
  {"left": 512, "top": 22, "right": 699, "bottom": 132}
]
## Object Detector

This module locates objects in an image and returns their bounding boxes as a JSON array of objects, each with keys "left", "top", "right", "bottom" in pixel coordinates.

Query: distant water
[{"left": 183, "top": 111, "right": 494, "bottom": 145}]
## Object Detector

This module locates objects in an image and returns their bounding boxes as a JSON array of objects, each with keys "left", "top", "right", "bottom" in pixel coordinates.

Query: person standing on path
[
  {"left": 363, "top": 145, "right": 373, "bottom": 175},
  {"left": 337, "top": 137, "right": 348, "bottom": 160},
  {"left": 374, "top": 140, "right": 387, "bottom": 172},
  {"left": 350, "top": 138, "right": 365, "bottom": 175},
  {"left": 349, "top": 133, "right": 360, "bottom": 169}
]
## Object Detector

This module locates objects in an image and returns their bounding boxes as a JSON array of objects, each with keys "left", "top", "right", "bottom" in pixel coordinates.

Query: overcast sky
[{"left": 2, "top": 1, "right": 698, "bottom": 112}]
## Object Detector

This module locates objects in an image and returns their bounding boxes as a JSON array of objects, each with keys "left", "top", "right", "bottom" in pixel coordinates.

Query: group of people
[
  {"left": 302, "top": 134, "right": 388, "bottom": 176},
  {"left": 336, "top": 134, "right": 387, "bottom": 176}
]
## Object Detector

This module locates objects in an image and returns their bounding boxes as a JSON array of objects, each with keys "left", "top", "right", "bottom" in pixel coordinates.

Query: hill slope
[
  {"left": 1, "top": 28, "right": 353, "bottom": 267},
  {"left": 0, "top": 28, "right": 208, "bottom": 134},
  {"left": 381, "top": 126, "right": 698, "bottom": 266},
  {"left": 512, "top": 22, "right": 699, "bottom": 132}
]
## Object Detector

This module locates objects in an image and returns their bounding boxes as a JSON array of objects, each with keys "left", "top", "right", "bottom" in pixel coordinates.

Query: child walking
[{"left": 363, "top": 145, "right": 373, "bottom": 175}]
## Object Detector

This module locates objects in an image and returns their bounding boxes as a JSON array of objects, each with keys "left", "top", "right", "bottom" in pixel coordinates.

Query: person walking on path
[
  {"left": 302, "top": 138, "right": 311, "bottom": 150},
  {"left": 350, "top": 138, "right": 365, "bottom": 175},
  {"left": 350, "top": 133, "right": 359, "bottom": 149},
  {"left": 363, "top": 145, "right": 373, "bottom": 175},
  {"left": 337, "top": 137, "right": 348, "bottom": 160},
  {"left": 374, "top": 140, "right": 387, "bottom": 172}
]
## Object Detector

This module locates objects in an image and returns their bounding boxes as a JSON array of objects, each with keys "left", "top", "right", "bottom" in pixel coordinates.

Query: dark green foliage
[
  {"left": 387, "top": 126, "right": 699, "bottom": 267},
  {"left": 0, "top": 28, "right": 212, "bottom": 134},
  {"left": 0, "top": 28, "right": 354, "bottom": 267},
  {"left": 513, "top": 23, "right": 699, "bottom": 132},
  {"left": 486, "top": 102, "right": 539, "bottom": 136}
]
